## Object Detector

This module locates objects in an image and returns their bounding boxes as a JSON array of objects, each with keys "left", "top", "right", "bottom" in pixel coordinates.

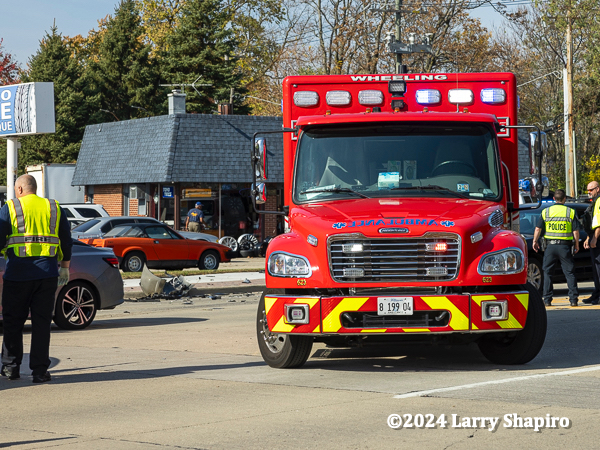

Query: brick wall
[
  {"left": 129, "top": 198, "right": 139, "bottom": 217},
  {"left": 264, "top": 189, "right": 279, "bottom": 236},
  {"left": 92, "top": 185, "right": 123, "bottom": 216}
]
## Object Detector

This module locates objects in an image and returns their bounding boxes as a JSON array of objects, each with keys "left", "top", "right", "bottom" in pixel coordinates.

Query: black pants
[
  {"left": 542, "top": 244, "right": 578, "bottom": 303},
  {"left": 1, "top": 277, "right": 57, "bottom": 376},
  {"left": 589, "top": 245, "right": 600, "bottom": 301}
]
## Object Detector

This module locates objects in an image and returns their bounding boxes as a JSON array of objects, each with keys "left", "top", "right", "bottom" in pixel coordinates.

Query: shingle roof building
[{"left": 72, "top": 114, "right": 284, "bottom": 186}]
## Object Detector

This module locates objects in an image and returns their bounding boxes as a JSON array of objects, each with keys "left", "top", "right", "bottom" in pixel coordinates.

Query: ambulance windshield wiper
[
  {"left": 300, "top": 187, "right": 370, "bottom": 198},
  {"left": 391, "top": 185, "right": 468, "bottom": 198}
]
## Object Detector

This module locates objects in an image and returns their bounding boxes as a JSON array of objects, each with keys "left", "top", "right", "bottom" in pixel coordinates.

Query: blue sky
[{"left": 1, "top": 0, "right": 512, "bottom": 68}]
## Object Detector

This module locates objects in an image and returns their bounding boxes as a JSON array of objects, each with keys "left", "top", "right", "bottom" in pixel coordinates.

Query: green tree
[
  {"left": 161, "top": 0, "right": 250, "bottom": 114},
  {"left": 15, "top": 26, "right": 101, "bottom": 173},
  {"left": 88, "top": 0, "right": 164, "bottom": 120}
]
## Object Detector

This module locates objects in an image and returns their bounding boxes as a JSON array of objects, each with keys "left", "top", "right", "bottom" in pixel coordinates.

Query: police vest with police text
[
  {"left": 542, "top": 204, "right": 574, "bottom": 241},
  {"left": 5, "top": 194, "right": 63, "bottom": 260}
]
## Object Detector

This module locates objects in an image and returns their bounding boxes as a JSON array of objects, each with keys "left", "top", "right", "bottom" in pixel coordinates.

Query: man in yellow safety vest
[
  {"left": 0, "top": 175, "right": 72, "bottom": 383},
  {"left": 533, "top": 189, "right": 580, "bottom": 307}
]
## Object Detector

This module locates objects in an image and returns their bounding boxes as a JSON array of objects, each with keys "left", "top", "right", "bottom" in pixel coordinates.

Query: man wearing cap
[{"left": 185, "top": 202, "right": 205, "bottom": 232}]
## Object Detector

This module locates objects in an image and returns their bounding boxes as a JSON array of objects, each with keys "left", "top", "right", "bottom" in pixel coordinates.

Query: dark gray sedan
[{"left": 0, "top": 241, "right": 124, "bottom": 330}]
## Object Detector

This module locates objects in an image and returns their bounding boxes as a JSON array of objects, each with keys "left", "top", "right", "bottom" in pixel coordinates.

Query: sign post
[{"left": 0, "top": 82, "right": 55, "bottom": 199}]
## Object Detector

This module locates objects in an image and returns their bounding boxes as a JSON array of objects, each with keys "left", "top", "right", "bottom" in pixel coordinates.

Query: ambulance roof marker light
[
  {"left": 293, "top": 91, "right": 319, "bottom": 107},
  {"left": 480, "top": 88, "right": 506, "bottom": 104},
  {"left": 326, "top": 90, "right": 351, "bottom": 106},
  {"left": 415, "top": 89, "right": 441, "bottom": 105},
  {"left": 358, "top": 90, "right": 384, "bottom": 105},
  {"left": 448, "top": 88, "right": 474, "bottom": 105}
]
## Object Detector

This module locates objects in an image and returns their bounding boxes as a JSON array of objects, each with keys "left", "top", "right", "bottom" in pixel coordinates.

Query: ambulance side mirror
[{"left": 254, "top": 137, "right": 268, "bottom": 181}]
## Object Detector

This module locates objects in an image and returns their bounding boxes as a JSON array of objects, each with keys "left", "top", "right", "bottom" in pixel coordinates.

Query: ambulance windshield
[{"left": 293, "top": 122, "right": 501, "bottom": 202}]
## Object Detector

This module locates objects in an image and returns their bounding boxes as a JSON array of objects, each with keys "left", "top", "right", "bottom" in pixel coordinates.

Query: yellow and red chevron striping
[
  {"left": 264, "top": 291, "right": 528, "bottom": 334},
  {"left": 471, "top": 292, "right": 528, "bottom": 331},
  {"left": 265, "top": 296, "right": 321, "bottom": 333}
]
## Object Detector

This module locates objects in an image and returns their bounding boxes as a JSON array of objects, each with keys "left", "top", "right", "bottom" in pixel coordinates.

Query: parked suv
[{"left": 61, "top": 203, "right": 109, "bottom": 228}]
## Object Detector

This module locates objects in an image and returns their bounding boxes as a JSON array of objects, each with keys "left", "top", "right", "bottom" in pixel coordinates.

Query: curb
[{"left": 123, "top": 283, "right": 266, "bottom": 299}]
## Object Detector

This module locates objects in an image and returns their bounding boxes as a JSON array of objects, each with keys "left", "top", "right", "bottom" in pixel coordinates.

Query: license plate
[{"left": 377, "top": 297, "right": 413, "bottom": 316}]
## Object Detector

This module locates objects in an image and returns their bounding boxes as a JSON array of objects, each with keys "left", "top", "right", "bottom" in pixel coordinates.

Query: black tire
[
  {"left": 257, "top": 291, "right": 313, "bottom": 368},
  {"left": 527, "top": 258, "right": 543, "bottom": 294},
  {"left": 121, "top": 251, "right": 146, "bottom": 272},
  {"left": 199, "top": 250, "right": 220, "bottom": 270},
  {"left": 53, "top": 281, "right": 98, "bottom": 330},
  {"left": 477, "top": 283, "right": 547, "bottom": 365}
]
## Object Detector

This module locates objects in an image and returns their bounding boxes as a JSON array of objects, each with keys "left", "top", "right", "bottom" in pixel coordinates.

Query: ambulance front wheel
[
  {"left": 477, "top": 283, "right": 547, "bottom": 365},
  {"left": 256, "top": 291, "right": 313, "bottom": 368}
]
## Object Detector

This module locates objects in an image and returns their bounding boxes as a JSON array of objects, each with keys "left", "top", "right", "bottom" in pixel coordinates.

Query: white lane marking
[{"left": 394, "top": 365, "right": 600, "bottom": 399}]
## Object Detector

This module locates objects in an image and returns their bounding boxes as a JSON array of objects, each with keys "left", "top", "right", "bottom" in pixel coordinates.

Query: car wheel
[
  {"left": 477, "top": 283, "right": 547, "bottom": 365},
  {"left": 527, "top": 258, "right": 543, "bottom": 294},
  {"left": 257, "top": 291, "right": 313, "bottom": 368},
  {"left": 199, "top": 250, "right": 220, "bottom": 270},
  {"left": 218, "top": 236, "right": 239, "bottom": 256},
  {"left": 53, "top": 281, "right": 98, "bottom": 330},
  {"left": 122, "top": 251, "right": 146, "bottom": 272}
]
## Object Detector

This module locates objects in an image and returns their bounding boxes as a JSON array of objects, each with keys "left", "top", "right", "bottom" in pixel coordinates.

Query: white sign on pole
[{"left": 0, "top": 82, "right": 55, "bottom": 136}]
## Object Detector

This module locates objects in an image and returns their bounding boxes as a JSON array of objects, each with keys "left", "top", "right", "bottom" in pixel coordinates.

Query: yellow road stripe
[
  {"left": 322, "top": 298, "right": 369, "bottom": 332},
  {"left": 421, "top": 296, "right": 469, "bottom": 331}
]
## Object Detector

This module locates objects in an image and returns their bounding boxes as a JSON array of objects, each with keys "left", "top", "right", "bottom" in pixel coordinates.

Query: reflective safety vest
[
  {"left": 542, "top": 204, "right": 574, "bottom": 240},
  {"left": 592, "top": 197, "right": 600, "bottom": 230},
  {"left": 5, "top": 194, "right": 63, "bottom": 259}
]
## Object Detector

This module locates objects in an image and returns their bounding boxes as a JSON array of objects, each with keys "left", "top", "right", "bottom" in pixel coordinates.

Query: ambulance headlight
[
  {"left": 478, "top": 249, "right": 525, "bottom": 274},
  {"left": 268, "top": 252, "right": 312, "bottom": 277}
]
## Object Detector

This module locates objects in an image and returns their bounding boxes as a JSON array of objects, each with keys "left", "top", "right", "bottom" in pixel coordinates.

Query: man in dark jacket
[{"left": 0, "top": 175, "right": 72, "bottom": 383}]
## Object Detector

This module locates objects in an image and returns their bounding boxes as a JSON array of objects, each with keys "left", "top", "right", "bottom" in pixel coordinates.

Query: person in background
[
  {"left": 533, "top": 189, "right": 580, "bottom": 307},
  {"left": 185, "top": 201, "right": 205, "bottom": 232},
  {"left": 586, "top": 181, "right": 600, "bottom": 305},
  {"left": 0, "top": 175, "right": 72, "bottom": 383}
]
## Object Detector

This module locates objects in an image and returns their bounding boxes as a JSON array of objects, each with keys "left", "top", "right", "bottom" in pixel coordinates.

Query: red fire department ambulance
[{"left": 252, "top": 73, "right": 547, "bottom": 368}]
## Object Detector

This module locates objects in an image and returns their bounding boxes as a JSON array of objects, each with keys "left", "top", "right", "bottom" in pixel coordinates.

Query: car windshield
[
  {"left": 293, "top": 122, "right": 501, "bottom": 202},
  {"left": 72, "top": 219, "right": 101, "bottom": 232}
]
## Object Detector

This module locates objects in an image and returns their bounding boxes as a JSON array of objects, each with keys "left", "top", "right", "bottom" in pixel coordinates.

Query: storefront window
[{"left": 179, "top": 182, "right": 254, "bottom": 238}]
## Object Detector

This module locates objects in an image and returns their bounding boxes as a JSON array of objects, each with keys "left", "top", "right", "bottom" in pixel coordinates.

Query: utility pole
[
  {"left": 395, "top": 0, "right": 403, "bottom": 73},
  {"left": 564, "top": 6, "right": 576, "bottom": 198},
  {"left": 379, "top": 0, "right": 432, "bottom": 74}
]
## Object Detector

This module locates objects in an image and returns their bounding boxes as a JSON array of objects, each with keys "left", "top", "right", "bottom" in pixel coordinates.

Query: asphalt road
[{"left": 1, "top": 284, "right": 600, "bottom": 449}]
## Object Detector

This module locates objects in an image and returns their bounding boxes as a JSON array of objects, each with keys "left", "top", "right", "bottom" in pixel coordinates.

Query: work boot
[
  {"left": 570, "top": 300, "right": 578, "bottom": 307},
  {"left": 543, "top": 300, "right": 552, "bottom": 307},
  {"left": 32, "top": 372, "right": 51, "bottom": 384},
  {"left": 1, "top": 364, "right": 20, "bottom": 380},
  {"left": 582, "top": 297, "right": 599, "bottom": 305}
]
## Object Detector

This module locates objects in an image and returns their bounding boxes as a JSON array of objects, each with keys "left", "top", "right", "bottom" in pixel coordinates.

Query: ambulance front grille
[{"left": 329, "top": 235, "right": 460, "bottom": 283}]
